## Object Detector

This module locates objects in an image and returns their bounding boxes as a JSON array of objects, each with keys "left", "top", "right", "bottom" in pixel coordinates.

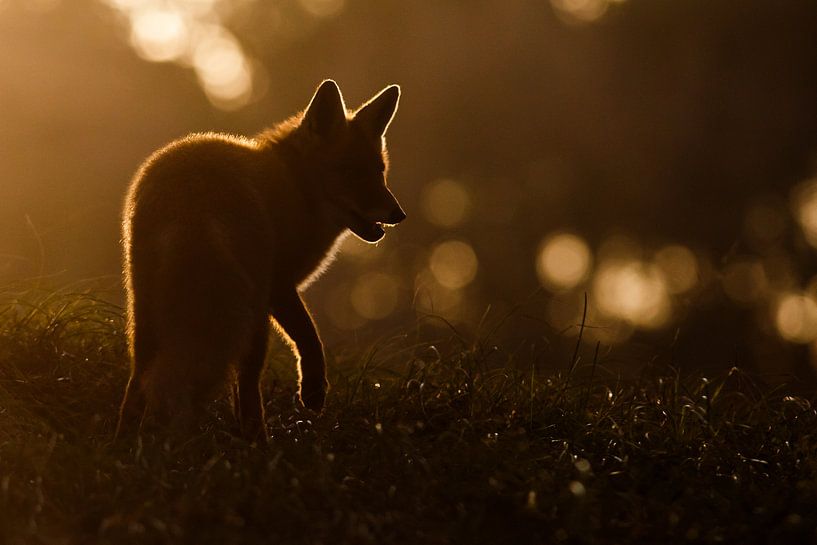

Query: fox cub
[{"left": 116, "top": 80, "right": 405, "bottom": 441}]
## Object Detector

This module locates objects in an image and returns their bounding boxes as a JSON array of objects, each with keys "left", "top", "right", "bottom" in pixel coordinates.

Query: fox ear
[
  {"left": 302, "top": 79, "right": 347, "bottom": 137},
  {"left": 354, "top": 84, "right": 400, "bottom": 137}
]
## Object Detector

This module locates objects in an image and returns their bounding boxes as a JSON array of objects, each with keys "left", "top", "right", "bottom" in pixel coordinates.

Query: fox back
[{"left": 116, "top": 80, "right": 404, "bottom": 441}]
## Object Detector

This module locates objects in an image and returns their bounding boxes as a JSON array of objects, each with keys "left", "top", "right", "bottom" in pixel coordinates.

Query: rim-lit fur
[{"left": 116, "top": 80, "right": 404, "bottom": 442}]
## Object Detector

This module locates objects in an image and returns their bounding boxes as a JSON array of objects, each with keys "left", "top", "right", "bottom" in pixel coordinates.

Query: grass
[{"left": 1, "top": 286, "right": 817, "bottom": 544}]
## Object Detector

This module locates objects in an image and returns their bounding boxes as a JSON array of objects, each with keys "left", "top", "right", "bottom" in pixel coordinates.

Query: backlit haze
[{"left": 2, "top": 0, "right": 817, "bottom": 381}]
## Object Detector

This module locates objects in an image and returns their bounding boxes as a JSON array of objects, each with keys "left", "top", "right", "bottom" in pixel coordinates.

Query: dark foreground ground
[{"left": 1, "top": 287, "right": 817, "bottom": 544}]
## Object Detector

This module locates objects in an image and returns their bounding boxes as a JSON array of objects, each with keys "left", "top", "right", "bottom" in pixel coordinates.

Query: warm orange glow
[
  {"left": 775, "top": 293, "right": 817, "bottom": 343},
  {"left": 593, "top": 260, "right": 671, "bottom": 328},
  {"left": 103, "top": 0, "right": 257, "bottom": 110},
  {"left": 421, "top": 178, "right": 471, "bottom": 228},
  {"left": 568, "top": 481, "right": 586, "bottom": 497},
  {"left": 545, "top": 291, "right": 633, "bottom": 343},
  {"left": 793, "top": 178, "right": 817, "bottom": 248},
  {"left": 653, "top": 245, "right": 698, "bottom": 294},
  {"left": 129, "top": 8, "right": 189, "bottom": 63},
  {"left": 4, "top": 0, "right": 813, "bottom": 360},
  {"left": 340, "top": 235, "right": 385, "bottom": 261},
  {"left": 429, "top": 240, "right": 478, "bottom": 290},
  {"left": 550, "top": 0, "right": 627, "bottom": 24},
  {"left": 350, "top": 272, "right": 399, "bottom": 320},
  {"left": 192, "top": 28, "right": 253, "bottom": 110},
  {"left": 550, "top": 0, "right": 609, "bottom": 23},
  {"left": 536, "top": 232, "right": 592, "bottom": 291}
]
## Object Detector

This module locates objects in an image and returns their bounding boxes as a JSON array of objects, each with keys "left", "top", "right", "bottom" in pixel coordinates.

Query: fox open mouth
[{"left": 347, "top": 210, "right": 386, "bottom": 243}]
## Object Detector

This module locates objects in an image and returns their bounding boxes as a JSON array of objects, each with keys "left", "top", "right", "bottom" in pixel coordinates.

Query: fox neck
[{"left": 260, "top": 142, "right": 347, "bottom": 288}]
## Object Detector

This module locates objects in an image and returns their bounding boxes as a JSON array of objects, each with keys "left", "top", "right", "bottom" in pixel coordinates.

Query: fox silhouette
[{"left": 116, "top": 80, "right": 404, "bottom": 441}]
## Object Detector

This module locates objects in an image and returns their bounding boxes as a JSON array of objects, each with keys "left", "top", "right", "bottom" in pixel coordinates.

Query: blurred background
[{"left": 2, "top": 0, "right": 817, "bottom": 382}]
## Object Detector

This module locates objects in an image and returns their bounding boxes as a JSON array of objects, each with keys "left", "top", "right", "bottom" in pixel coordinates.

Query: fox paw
[{"left": 299, "top": 380, "right": 328, "bottom": 413}]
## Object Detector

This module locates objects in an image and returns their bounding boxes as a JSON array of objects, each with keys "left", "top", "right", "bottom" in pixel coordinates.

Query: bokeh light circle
[
  {"left": 429, "top": 240, "right": 478, "bottom": 290},
  {"left": 536, "top": 232, "right": 592, "bottom": 291}
]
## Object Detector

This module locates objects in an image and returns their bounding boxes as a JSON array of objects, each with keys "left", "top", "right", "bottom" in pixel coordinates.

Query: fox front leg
[{"left": 271, "top": 290, "right": 328, "bottom": 412}]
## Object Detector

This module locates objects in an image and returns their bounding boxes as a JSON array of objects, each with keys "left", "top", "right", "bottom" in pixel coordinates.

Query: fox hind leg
[
  {"left": 116, "top": 372, "right": 147, "bottom": 438},
  {"left": 115, "top": 317, "right": 156, "bottom": 439}
]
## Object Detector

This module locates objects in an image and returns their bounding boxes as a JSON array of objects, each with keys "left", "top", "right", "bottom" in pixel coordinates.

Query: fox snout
[
  {"left": 344, "top": 189, "right": 405, "bottom": 243},
  {"left": 384, "top": 205, "right": 406, "bottom": 226},
  {"left": 375, "top": 187, "right": 405, "bottom": 225}
]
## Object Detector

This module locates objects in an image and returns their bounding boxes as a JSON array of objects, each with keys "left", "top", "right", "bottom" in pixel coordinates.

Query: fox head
[{"left": 295, "top": 80, "right": 405, "bottom": 243}]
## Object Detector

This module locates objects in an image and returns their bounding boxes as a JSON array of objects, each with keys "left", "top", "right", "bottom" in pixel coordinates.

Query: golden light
[
  {"left": 653, "top": 245, "right": 698, "bottom": 294},
  {"left": 593, "top": 260, "right": 671, "bottom": 328},
  {"left": 350, "top": 272, "right": 399, "bottom": 320},
  {"left": 722, "top": 259, "right": 768, "bottom": 305},
  {"left": 340, "top": 234, "right": 385, "bottom": 261},
  {"left": 774, "top": 293, "right": 817, "bottom": 343},
  {"left": 546, "top": 291, "right": 633, "bottom": 343},
  {"left": 192, "top": 29, "right": 253, "bottom": 110},
  {"left": 536, "top": 232, "right": 592, "bottom": 291},
  {"left": 421, "top": 178, "right": 471, "bottom": 228},
  {"left": 299, "top": 0, "right": 345, "bottom": 18},
  {"left": 129, "top": 8, "right": 189, "bottom": 63},
  {"left": 793, "top": 178, "right": 817, "bottom": 247},
  {"left": 568, "top": 481, "right": 586, "bottom": 498},
  {"left": 550, "top": 0, "right": 608, "bottom": 23},
  {"left": 103, "top": 0, "right": 258, "bottom": 110},
  {"left": 429, "top": 240, "right": 478, "bottom": 290}
]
